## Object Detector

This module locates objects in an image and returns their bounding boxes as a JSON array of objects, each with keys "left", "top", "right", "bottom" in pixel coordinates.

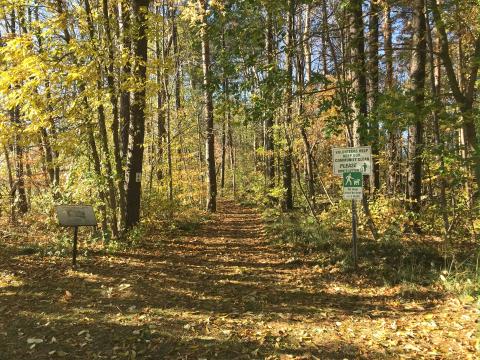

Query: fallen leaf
[{"left": 26, "top": 338, "right": 43, "bottom": 344}]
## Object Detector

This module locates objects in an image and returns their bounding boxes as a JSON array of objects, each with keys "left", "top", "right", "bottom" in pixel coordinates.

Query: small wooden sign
[
  {"left": 55, "top": 205, "right": 97, "bottom": 267},
  {"left": 55, "top": 205, "right": 97, "bottom": 227}
]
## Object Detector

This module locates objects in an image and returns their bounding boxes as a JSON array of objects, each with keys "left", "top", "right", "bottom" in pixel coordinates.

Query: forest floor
[{"left": 0, "top": 200, "right": 478, "bottom": 359}]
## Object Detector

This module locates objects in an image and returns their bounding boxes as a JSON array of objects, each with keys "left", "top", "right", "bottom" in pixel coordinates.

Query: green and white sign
[
  {"left": 343, "top": 171, "right": 363, "bottom": 200},
  {"left": 332, "top": 146, "right": 372, "bottom": 176}
]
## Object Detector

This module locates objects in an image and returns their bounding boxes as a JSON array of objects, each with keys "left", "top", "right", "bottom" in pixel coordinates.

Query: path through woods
[{"left": 0, "top": 201, "right": 477, "bottom": 359}]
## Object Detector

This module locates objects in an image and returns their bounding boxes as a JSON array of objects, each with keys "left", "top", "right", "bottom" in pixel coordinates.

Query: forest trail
[{"left": 0, "top": 200, "right": 478, "bottom": 359}]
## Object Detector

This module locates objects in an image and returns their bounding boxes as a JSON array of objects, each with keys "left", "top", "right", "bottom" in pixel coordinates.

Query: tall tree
[
  {"left": 199, "top": 0, "right": 217, "bottom": 212},
  {"left": 407, "top": 0, "right": 427, "bottom": 224},
  {"left": 368, "top": 0, "right": 380, "bottom": 191},
  {"left": 84, "top": 0, "right": 119, "bottom": 238},
  {"left": 265, "top": 6, "right": 275, "bottom": 193},
  {"left": 125, "top": 0, "right": 150, "bottom": 228},
  {"left": 298, "top": 3, "right": 315, "bottom": 204},
  {"left": 102, "top": 0, "right": 126, "bottom": 230},
  {"left": 426, "top": 9, "right": 449, "bottom": 236},
  {"left": 7, "top": 10, "right": 28, "bottom": 215},
  {"left": 119, "top": 1, "right": 131, "bottom": 161},
  {"left": 348, "top": 0, "right": 368, "bottom": 146},
  {"left": 348, "top": 0, "right": 378, "bottom": 239},
  {"left": 384, "top": 4, "right": 398, "bottom": 194},
  {"left": 430, "top": 0, "right": 480, "bottom": 195},
  {"left": 282, "top": 0, "right": 294, "bottom": 211}
]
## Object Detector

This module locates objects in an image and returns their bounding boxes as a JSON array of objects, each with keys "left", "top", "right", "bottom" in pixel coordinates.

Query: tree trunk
[
  {"left": 120, "top": 1, "right": 131, "bottom": 161},
  {"left": 320, "top": 2, "right": 328, "bottom": 76},
  {"left": 84, "top": 0, "right": 119, "bottom": 237},
  {"left": 161, "top": 3, "right": 173, "bottom": 204},
  {"left": 265, "top": 8, "right": 275, "bottom": 191},
  {"left": 282, "top": 0, "right": 294, "bottom": 211},
  {"left": 220, "top": 32, "right": 227, "bottom": 191},
  {"left": 4, "top": 145, "right": 15, "bottom": 223},
  {"left": 125, "top": 0, "right": 149, "bottom": 228},
  {"left": 426, "top": 10, "right": 449, "bottom": 236},
  {"left": 220, "top": 117, "right": 226, "bottom": 190},
  {"left": 384, "top": 5, "right": 398, "bottom": 194},
  {"left": 368, "top": 1, "right": 380, "bottom": 191},
  {"left": 348, "top": 0, "right": 378, "bottom": 240},
  {"left": 303, "top": 4, "right": 312, "bottom": 82},
  {"left": 431, "top": 0, "right": 480, "bottom": 192},
  {"left": 87, "top": 123, "right": 109, "bottom": 236},
  {"left": 7, "top": 11, "right": 28, "bottom": 215},
  {"left": 297, "top": 7, "right": 315, "bottom": 205},
  {"left": 199, "top": 0, "right": 217, "bottom": 212},
  {"left": 155, "top": 6, "right": 166, "bottom": 181},
  {"left": 228, "top": 110, "right": 236, "bottom": 197},
  {"left": 348, "top": 0, "right": 367, "bottom": 145},
  {"left": 170, "top": 2, "right": 180, "bottom": 203},
  {"left": 13, "top": 105, "right": 28, "bottom": 215},
  {"left": 40, "top": 128, "right": 55, "bottom": 186},
  {"left": 407, "top": 0, "right": 427, "bottom": 225},
  {"left": 103, "top": 0, "right": 126, "bottom": 232}
]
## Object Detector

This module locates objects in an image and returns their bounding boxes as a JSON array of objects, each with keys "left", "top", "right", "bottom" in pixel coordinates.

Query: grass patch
[{"left": 263, "top": 208, "right": 480, "bottom": 297}]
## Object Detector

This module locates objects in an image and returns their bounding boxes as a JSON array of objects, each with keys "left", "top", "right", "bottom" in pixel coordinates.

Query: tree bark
[
  {"left": 297, "top": 7, "right": 315, "bottom": 205},
  {"left": 160, "top": 2, "right": 173, "bottom": 204},
  {"left": 303, "top": 4, "right": 312, "bottom": 82},
  {"left": 407, "top": 0, "right": 427, "bottom": 223},
  {"left": 348, "top": 0, "right": 378, "bottom": 240},
  {"left": 265, "top": 7, "right": 275, "bottom": 192},
  {"left": 430, "top": 0, "right": 480, "bottom": 192},
  {"left": 120, "top": 1, "right": 131, "bottom": 162},
  {"left": 368, "top": 1, "right": 380, "bottom": 191},
  {"left": 426, "top": 10, "right": 449, "bottom": 236},
  {"left": 84, "top": 0, "right": 119, "bottom": 237},
  {"left": 199, "top": 0, "right": 217, "bottom": 212},
  {"left": 4, "top": 145, "right": 15, "bottom": 223},
  {"left": 155, "top": 4, "right": 166, "bottom": 181},
  {"left": 87, "top": 122, "right": 110, "bottom": 236},
  {"left": 125, "top": 0, "right": 149, "bottom": 228},
  {"left": 282, "top": 0, "right": 294, "bottom": 211},
  {"left": 348, "top": 0, "right": 367, "bottom": 145},
  {"left": 9, "top": 11, "right": 28, "bottom": 215},
  {"left": 384, "top": 5, "right": 398, "bottom": 194},
  {"left": 103, "top": 0, "right": 126, "bottom": 232},
  {"left": 40, "top": 128, "right": 55, "bottom": 186}
]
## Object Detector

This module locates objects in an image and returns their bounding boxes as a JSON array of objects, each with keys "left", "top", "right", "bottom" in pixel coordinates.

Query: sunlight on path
[{"left": 0, "top": 200, "right": 477, "bottom": 359}]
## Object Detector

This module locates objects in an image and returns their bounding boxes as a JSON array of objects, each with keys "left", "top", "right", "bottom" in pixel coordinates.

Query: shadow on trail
[{"left": 0, "top": 200, "right": 445, "bottom": 359}]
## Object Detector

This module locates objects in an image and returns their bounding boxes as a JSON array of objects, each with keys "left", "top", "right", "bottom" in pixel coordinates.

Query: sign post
[
  {"left": 55, "top": 205, "right": 97, "bottom": 267},
  {"left": 72, "top": 226, "right": 79, "bottom": 266},
  {"left": 333, "top": 147, "right": 372, "bottom": 269},
  {"left": 342, "top": 171, "right": 363, "bottom": 268},
  {"left": 351, "top": 200, "right": 358, "bottom": 268}
]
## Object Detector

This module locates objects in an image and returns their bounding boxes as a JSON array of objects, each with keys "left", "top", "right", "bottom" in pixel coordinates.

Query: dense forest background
[{"left": 0, "top": 0, "right": 479, "bottom": 252}]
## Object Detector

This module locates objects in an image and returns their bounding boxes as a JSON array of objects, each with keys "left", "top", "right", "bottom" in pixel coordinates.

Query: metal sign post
[
  {"left": 343, "top": 171, "right": 363, "bottom": 268},
  {"left": 351, "top": 200, "right": 358, "bottom": 268},
  {"left": 333, "top": 146, "right": 371, "bottom": 269},
  {"left": 55, "top": 205, "right": 97, "bottom": 267}
]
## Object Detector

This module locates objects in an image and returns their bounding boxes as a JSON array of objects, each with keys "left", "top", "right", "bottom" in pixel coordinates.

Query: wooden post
[
  {"left": 72, "top": 226, "right": 78, "bottom": 267},
  {"left": 352, "top": 200, "right": 358, "bottom": 268}
]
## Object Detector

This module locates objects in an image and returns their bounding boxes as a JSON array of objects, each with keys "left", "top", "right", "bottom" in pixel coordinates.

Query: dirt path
[{"left": 0, "top": 200, "right": 477, "bottom": 359}]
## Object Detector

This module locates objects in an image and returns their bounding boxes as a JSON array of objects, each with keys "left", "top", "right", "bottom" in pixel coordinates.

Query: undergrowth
[
  {"left": 1, "top": 192, "right": 212, "bottom": 262},
  {"left": 263, "top": 206, "right": 480, "bottom": 298}
]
